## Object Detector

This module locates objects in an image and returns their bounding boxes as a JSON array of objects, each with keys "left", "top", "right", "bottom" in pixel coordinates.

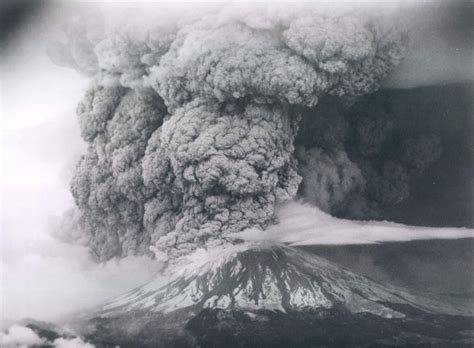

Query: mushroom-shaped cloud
[{"left": 54, "top": 3, "right": 409, "bottom": 263}]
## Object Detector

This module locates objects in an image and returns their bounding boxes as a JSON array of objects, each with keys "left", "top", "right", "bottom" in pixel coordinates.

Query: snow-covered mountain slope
[
  {"left": 72, "top": 245, "right": 473, "bottom": 347},
  {"left": 94, "top": 245, "right": 468, "bottom": 319}
]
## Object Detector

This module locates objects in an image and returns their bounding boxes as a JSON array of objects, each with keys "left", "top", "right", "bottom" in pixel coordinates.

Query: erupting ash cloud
[
  {"left": 295, "top": 95, "right": 444, "bottom": 220},
  {"left": 50, "top": 3, "right": 459, "bottom": 264}
]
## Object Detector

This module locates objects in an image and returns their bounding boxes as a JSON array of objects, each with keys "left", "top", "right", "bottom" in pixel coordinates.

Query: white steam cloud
[
  {"left": 0, "top": 325, "right": 95, "bottom": 348},
  {"left": 229, "top": 201, "right": 474, "bottom": 246},
  {"left": 0, "top": 325, "right": 45, "bottom": 347}
]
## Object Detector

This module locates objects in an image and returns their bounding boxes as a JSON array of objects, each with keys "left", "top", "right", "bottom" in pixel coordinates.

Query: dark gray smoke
[
  {"left": 51, "top": 3, "right": 412, "bottom": 263},
  {"left": 295, "top": 94, "right": 443, "bottom": 219}
]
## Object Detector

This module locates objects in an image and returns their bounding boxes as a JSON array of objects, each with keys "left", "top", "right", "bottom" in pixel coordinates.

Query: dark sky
[
  {"left": 0, "top": 0, "right": 45, "bottom": 52},
  {"left": 371, "top": 84, "right": 474, "bottom": 228},
  {"left": 305, "top": 238, "right": 474, "bottom": 298},
  {"left": 384, "top": 0, "right": 474, "bottom": 88}
]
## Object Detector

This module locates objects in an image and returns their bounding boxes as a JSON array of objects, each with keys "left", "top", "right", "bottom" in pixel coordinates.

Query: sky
[
  {"left": 0, "top": 4, "right": 162, "bottom": 322},
  {"left": 0, "top": 0, "right": 473, "bottom": 323}
]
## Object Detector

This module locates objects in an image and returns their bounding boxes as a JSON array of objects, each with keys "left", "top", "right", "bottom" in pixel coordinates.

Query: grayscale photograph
[{"left": 1, "top": 0, "right": 473, "bottom": 347}]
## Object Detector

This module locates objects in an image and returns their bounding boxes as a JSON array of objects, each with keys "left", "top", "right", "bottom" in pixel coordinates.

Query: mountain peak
[
  {"left": 74, "top": 246, "right": 473, "bottom": 347},
  {"left": 96, "top": 245, "right": 452, "bottom": 318}
]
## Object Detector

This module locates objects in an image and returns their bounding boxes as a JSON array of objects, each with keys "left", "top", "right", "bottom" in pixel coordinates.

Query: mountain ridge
[{"left": 72, "top": 245, "right": 474, "bottom": 347}]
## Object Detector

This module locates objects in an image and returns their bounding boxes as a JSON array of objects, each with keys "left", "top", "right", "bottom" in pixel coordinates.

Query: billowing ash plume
[
  {"left": 52, "top": 4, "right": 414, "bottom": 263},
  {"left": 295, "top": 95, "right": 443, "bottom": 219},
  {"left": 69, "top": 87, "right": 167, "bottom": 260}
]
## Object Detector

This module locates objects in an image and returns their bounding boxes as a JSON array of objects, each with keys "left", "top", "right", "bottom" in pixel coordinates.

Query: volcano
[{"left": 74, "top": 246, "right": 474, "bottom": 347}]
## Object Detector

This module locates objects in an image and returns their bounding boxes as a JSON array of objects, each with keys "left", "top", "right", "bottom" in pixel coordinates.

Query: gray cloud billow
[
  {"left": 50, "top": 4, "right": 423, "bottom": 263},
  {"left": 295, "top": 96, "right": 443, "bottom": 220}
]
